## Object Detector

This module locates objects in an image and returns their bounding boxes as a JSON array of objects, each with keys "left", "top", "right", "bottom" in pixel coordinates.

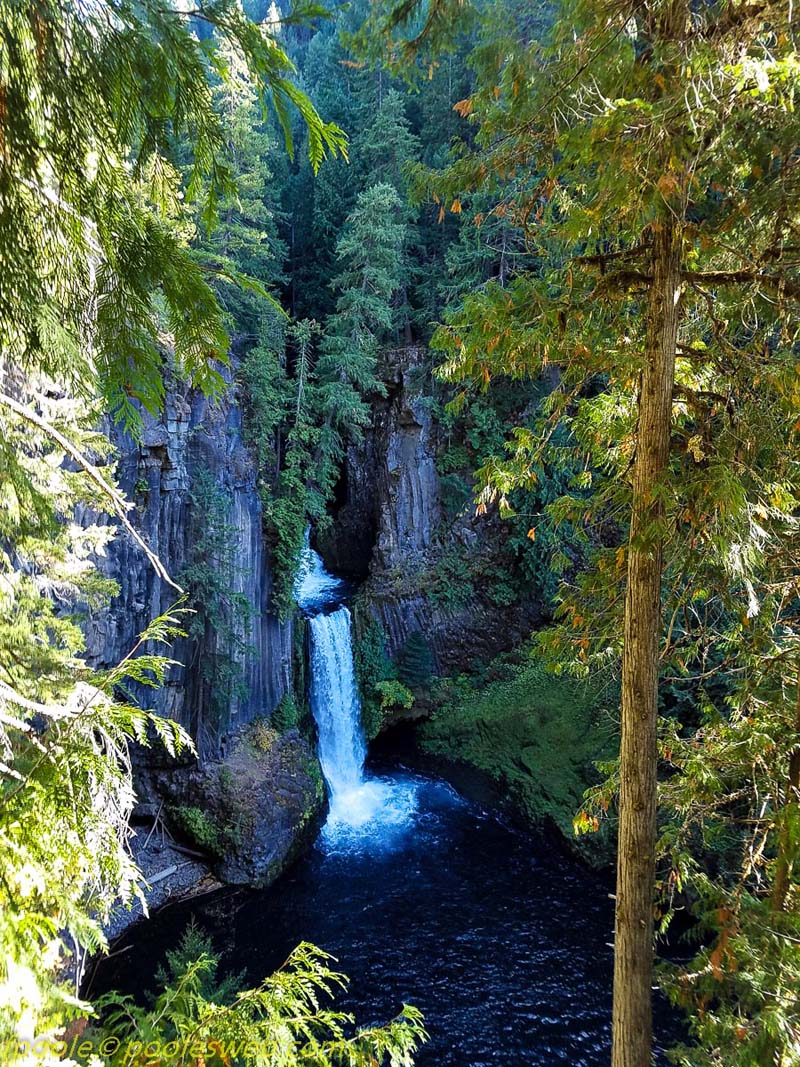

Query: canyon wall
[
  {"left": 319, "top": 346, "right": 544, "bottom": 673},
  {"left": 84, "top": 365, "right": 293, "bottom": 759}
]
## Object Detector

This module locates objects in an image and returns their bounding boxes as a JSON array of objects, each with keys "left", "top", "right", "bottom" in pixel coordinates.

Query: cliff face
[
  {"left": 318, "top": 347, "right": 440, "bottom": 578},
  {"left": 320, "top": 347, "right": 543, "bottom": 675},
  {"left": 81, "top": 365, "right": 327, "bottom": 893},
  {"left": 84, "top": 366, "right": 293, "bottom": 759}
]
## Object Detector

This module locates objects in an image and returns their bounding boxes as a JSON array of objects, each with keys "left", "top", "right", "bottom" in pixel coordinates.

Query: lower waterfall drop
[
  {"left": 296, "top": 534, "right": 417, "bottom": 846},
  {"left": 308, "top": 607, "right": 367, "bottom": 799}
]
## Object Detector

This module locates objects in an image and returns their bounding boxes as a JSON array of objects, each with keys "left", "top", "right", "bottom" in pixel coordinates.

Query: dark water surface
[{"left": 91, "top": 772, "right": 674, "bottom": 1066}]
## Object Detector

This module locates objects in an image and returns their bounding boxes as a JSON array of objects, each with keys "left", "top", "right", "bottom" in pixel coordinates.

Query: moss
[
  {"left": 418, "top": 659, "right": 618, "bottom": 865},
  {"left": 169, "top": 764, "right": 253, "bottom": 859},
  {"left": 352, "top": 608, "right": 396, "bottom": 740},
  {"left": 169, "top": 804, "right": 224, "bottom": 857},
  {"left": 271, "top": 694, "right": 301, "bottom": 734}
]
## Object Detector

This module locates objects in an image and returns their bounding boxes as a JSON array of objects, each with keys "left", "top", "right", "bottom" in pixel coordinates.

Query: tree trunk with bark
[
  {"left": 611, "top": 220, "right": 682, "bottom": 1067},
  {"left": 771, "top": 673, "right": 800, "bottom": 913}
]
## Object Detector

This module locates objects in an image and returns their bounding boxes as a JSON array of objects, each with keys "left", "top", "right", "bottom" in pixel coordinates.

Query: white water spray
[{"left": 295, "top": 534, "right": 417, "bottom": 845}]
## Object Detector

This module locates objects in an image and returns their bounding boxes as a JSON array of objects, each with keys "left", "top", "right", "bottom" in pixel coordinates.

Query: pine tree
[
  {"left": 281, "top": 25, "right": 359, "bottom": 319},
  {"left": 0, "top": 0, "right": 346, "bottom": 433}
]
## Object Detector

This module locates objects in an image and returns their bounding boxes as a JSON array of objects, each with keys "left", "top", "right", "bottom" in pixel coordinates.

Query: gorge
[{"left": 89, "top": 537, "right": 674, "bottom": 1066}]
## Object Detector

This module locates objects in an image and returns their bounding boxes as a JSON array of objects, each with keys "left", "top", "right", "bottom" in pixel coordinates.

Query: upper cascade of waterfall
[{"left": 294, "top": 529, "right": 346, "bottom": 612}]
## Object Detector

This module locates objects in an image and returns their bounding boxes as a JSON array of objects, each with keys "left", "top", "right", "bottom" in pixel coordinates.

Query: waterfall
[
  {"left": 295, "top": 534, "right": 418, "bottom": 844},
  {"left": 294, "top": 529, "right": 343, "bottom": 611},
  {"left": 308, "top": 607, "right": 367, "bottom": 797}
]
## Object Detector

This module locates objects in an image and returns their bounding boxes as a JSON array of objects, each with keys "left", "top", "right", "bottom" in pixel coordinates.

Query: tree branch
[
  {"left": 575, "top": 242, "right": 651, "bottom": 269},
  {"left": 683, "top": 270, "right": 800, "bottom": 299},
  {"left": 590, "top": 269, "right": 653, "bottom": 296},
  {"left": 0, "top": 391, "right": 183, "bottom": 594}
]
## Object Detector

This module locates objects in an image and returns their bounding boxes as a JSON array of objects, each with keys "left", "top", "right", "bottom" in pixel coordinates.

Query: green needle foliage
[
  {"left": 0, "top": 371, "right": 191, "bottom": 1040},
  {"left": 88, "top": 941, "right": 425, "bottom": 1067},
  {"left": 243, "top": 183, "right": 408, "bottom": 615},
  {"left": 0, "top": 0, "right": 346, "bottom": 433},
  {"left": 0, "top": 0, "right": 347, "bottom": 1045}
]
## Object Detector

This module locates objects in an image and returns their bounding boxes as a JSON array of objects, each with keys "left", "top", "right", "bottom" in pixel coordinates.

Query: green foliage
[
  {"left": 397, "top": 632, "right": 435, "bottom": 689},
  {"left": 0, "top": 0, "right": 345, "bottom": 438},
  {"left": 88, "top": 941, "right": 425, "bottom": 1067},
  {"left": 170, "top": 805, "right": 224, "bottom": 858},
  {"left": 0, "top": 589, "right": 191, "bottom": 1039},
  {"left": 179, "top": 470, "right": 253, "bottom": 757},
  {"left": 376, "top": 680, "right": 415, "bottom": 711},
  {"left": 353, "top": 614, "right": 400, "bottom": 739},
  {"left": 279, "top": 3, "right": 473, "bottom": 327},
  {"left": 420, "top": 658, "right": 616, "bottom": 863},
  {"left": 418, "top": 542, "right": 475, "bottom": 612},
  {"left": 169, "top": 761, "right": 253, "bottom": 860},
  {"left": 316, "top": 182, "right": 406, "bottom": 435},
  {"left": 154, "top": 922, "right": 244, "bottom": 1006},
  {"left": 271, "top": 693, "right": 303, "bottom": 733},
  {"left": 0, "top": 0, "right": 349, "bottom": 1049},
  {"left": 247, "top": 716, "right": 280, "bottom": 752},
  {"left": 188, "top": 39, "right": 289, "bottom": 337},
  {"left": 383, "top": 0, "right": 800, "bottom": 1060},
  {"left": 243, "top": 181, "right": 410, "bottom": 617}
]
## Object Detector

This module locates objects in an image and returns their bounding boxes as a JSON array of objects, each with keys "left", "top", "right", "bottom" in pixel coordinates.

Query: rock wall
[
  {"left": 320, "top": 346, "right": 543, "bottom": 674},
  {"left": 83, "top": 364, "right": 293, "bottom": 760},
  {"left": 318, "top": 346, "right": 440, "bottom": 577}
]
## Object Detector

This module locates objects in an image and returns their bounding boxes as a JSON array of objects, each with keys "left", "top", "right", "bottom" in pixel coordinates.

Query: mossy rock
[{"left": 164, "top": 728, "right": 325, "bottom": 886}]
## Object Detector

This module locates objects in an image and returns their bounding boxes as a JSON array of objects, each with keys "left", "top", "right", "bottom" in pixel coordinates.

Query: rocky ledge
[
  {"left": 146, "top": 723, "right": 326, "bottom": 888},
  {"left": 100, "top": 721, "right": 325, "bottom": 954}
]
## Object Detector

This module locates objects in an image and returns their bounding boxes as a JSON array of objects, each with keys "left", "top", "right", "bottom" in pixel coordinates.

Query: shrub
[
  {"left": 397, "top": 632, "right": 435, "bottom": 689},
  {"left": 375, "top": 679, "right": 415, "bottom": 711},
  {"left": 420, "top": 658, "right": 617, "bottom": 865},
  {"left": 169, "top": 805, "right": 222, "bottom": 856},
  {"left": 271, "top": 693, "right": 302, "bottom": 733},
  {"left": 249, "top": 716, "right": 280, "bottom": 751}
]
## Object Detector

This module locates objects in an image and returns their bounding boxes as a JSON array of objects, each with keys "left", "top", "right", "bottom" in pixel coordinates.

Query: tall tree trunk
[
  {"left": 612, "top": 220, "right": 681, "bottom": 1067},
  {"left": 771, "top": 672, "right": 800, "bottom": 913}
]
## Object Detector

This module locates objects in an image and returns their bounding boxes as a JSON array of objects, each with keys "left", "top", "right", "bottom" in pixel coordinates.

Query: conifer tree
[
  {"left": 0, "top": 0, "right": 346, "bottom": 1039},
  {"left": 191, "top": 40, "right": 289, "bottom": 338},
  {"left": 354, "top": 88, "right": 421, "bottom": 198},
  {"left": 316, "top": 181, "right": 406, "bottom": 447},
  {"left": 370, "top": 0, "right": 800, "bottom": 1062},
  {"left": 0, "top": 0, "right": 345, "bottom": 433}
]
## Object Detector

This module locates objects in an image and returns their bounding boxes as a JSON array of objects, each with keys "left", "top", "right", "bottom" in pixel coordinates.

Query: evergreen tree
[
  {"left": 0, "top": 0, "right": 345, "bottom": 433},
  {"left": 316, "top": 182, "right": 407, "bottom": 446},
  {"left": 192, "top": 40, "right": 289, "bottom": 338},
  {"left": 281, "top": 26, "right": 359, "bottom": 319},
  {"left": 0, "top": 0, "right": 345, "bottom": 1040},
  {"left": 353, "top": 88, "right": 421, "bottom": 197},
  {"left": 372, "top": 0, "right": 800, "bottom": 1062}
]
